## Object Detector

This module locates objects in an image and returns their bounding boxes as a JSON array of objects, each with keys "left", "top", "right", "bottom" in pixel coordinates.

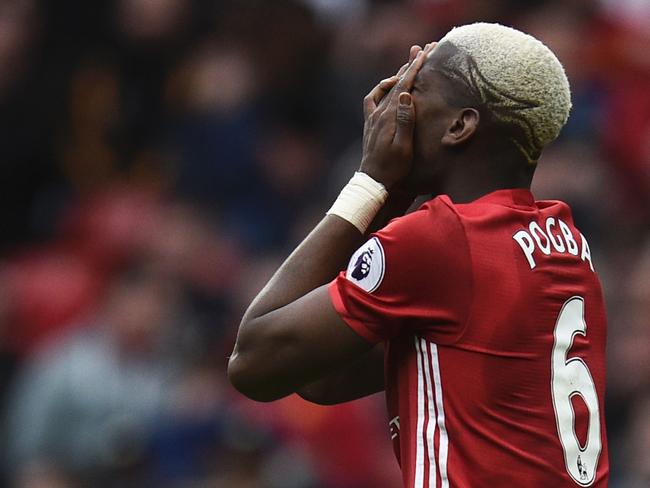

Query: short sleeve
[{"left": 328, "top": 197, "right": 472, "bottom": 344}]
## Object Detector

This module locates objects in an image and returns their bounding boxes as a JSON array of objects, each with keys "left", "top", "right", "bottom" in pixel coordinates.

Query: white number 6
[{"left": 551, "top": 297, "right": 602, "bottom": 486}]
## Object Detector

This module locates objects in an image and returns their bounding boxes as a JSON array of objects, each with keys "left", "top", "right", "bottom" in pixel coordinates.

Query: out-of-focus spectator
[{"left": 5, "top": 261, "right": 182, "bottom": 485}]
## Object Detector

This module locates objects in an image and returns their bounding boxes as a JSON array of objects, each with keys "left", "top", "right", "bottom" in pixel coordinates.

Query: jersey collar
[{"left": 471, "top": 188, "right": 535, "bottom": 208}]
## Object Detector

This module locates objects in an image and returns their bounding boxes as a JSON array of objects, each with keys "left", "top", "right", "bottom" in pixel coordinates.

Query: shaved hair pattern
[{"left": 435, "top": 22, "right": 572, "bottom": 164}]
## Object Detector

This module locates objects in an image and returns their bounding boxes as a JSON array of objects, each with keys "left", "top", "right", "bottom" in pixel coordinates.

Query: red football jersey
[{"left": 329, "top": 189, "right": 608, "bottom": 487}]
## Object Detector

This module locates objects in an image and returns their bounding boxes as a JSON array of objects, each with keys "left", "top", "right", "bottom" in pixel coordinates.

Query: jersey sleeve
[{"left": 328, "top": 197, "right": 473, "bottom": 344}]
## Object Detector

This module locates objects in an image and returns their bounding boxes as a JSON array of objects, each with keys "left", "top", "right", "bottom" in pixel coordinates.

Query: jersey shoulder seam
[{"left": 437, "top": 197, "right": 475, "bottom": 346}]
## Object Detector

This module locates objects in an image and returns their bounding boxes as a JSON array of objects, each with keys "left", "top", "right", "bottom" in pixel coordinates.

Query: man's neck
[{"left": 440, "top": 152, "right": 534, "bottom": 204}]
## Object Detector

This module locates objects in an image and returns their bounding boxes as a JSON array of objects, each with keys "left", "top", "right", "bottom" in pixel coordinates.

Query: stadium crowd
[{"left": 0, "top": 0, "right": 648, "bottom": 487}]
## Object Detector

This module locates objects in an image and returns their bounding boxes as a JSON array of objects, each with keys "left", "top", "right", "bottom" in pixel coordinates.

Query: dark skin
[{"left": 228, "top": 41, "right": 533, "bottom": 403}]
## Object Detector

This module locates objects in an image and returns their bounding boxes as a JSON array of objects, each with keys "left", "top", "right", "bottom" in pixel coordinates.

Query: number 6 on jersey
[{"left": 551, "top": 297, "right": 602, "bottom": 486}]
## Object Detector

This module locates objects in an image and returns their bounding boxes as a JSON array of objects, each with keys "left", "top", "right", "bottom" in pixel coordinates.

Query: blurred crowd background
[{"left": 0, "top": 0, "right": 648, "bottom": 487}]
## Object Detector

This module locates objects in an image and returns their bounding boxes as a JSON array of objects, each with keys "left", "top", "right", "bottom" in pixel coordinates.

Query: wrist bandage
[{"left": 326, "top": 172, "right": 388, "bottom": 233}]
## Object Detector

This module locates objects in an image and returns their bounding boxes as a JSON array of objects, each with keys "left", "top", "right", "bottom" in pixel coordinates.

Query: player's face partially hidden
[{"left": 408, "top": 45, "right": 468, "bottom": 194}]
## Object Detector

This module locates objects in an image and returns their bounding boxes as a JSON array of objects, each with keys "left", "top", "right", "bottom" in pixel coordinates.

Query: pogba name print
[{"left": 513, "top": 217, "right": 594, "bottom": 271}]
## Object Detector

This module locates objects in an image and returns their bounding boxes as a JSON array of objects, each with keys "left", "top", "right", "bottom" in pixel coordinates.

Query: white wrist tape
[{"left": 326, "top": 172, "right": 389, "bottom": 233}]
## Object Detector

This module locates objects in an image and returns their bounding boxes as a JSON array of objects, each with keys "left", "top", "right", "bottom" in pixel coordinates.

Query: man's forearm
[
  {"left": 242, "top": 215, "right": 363, "bottom": 323},
  {"left": 297, "top": 344, "right": 385, "bottom": 405},
  {"left": 242, "top": 189, "right": 415, "bottom": 323},
  {"left": 228, "top": 214, "right": 367, "bottom": 401},
  {"left": 229, "top": 190, "right": 411, "bottom": 399}
]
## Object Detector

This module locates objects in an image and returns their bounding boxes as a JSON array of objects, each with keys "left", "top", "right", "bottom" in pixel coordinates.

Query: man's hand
[{"left": 360, "top": 43, "right": 435, "bottom": 190}]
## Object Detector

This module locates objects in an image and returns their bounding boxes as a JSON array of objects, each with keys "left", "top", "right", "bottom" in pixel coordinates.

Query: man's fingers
[
  {"left": 372, "top": 43, "right": 425, "bottom": 115},
  {"left": 379, "top": 42, "right": 436, "bottom": 118},
  {"left": 374, "top": 62, "right": 410, "bottom": 112},
  {"left": 396, "top": 62, "right": 410, "bottom": 78},
  {"left": 363, "top": 76, "right": 399, "bottom": 118},
  {"left": 397, "top": 42, "right": 436, "bottom": 92},
  {"left": 409, "top": 45, "right": 422, "bottom": 62},
  {"left": 393, "top": 92, "right": 415, "bottom": 150},
  {"left": 365, "top": 42, "right": 435, "bottom": 118}
]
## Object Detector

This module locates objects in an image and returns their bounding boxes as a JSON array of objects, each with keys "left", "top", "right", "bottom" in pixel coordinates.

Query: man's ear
[{"left": 441, "top": 108, "right": 479, "bottom": 146}]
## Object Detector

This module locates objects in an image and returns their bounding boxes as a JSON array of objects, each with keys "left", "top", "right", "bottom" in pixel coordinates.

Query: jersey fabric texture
[{"left": 328, "top": 189, "right": 609, "bottom": 488}]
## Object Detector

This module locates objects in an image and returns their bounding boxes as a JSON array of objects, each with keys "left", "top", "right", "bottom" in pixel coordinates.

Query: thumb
[{"left": 394, "top": 92, "right": 414, "bottom": 148}]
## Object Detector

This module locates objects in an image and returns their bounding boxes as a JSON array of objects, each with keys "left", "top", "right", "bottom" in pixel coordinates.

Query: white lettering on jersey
[
  {"left": 546, "top": 217, "right": 566, "bottom": 252},
  {"left": 530, "top": 221, "right": 551, "bottom": 255},
  {"left": 389, "top": 416, "right": 400, "bottom": 440},
  {"left": 513, "top": 218, "right": 594, "bottom": 271},
  {"left": 559, "top": 219, "right": 578, "bottom": 255},
  {"left": 580, "top": 233, "right": 594, "bottom": 272}
]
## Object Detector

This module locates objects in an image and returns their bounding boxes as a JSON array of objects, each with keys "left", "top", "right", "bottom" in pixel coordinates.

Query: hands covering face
[{"left": 360, "top": 42, "right": 436, "bottom": 190}]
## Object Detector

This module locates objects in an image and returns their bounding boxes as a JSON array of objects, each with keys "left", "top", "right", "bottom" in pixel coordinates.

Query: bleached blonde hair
[{"left": 434, "top": 22, "right": 572, "bottom": 164}]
